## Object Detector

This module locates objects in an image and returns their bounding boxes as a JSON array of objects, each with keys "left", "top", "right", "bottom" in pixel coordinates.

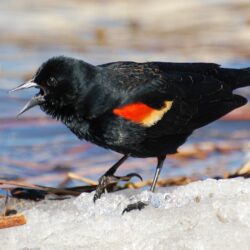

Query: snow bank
[{"left": 2, "top": 178, "right": 250, "bottom": 250}]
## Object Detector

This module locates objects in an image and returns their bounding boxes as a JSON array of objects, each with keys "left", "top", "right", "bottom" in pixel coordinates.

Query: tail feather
[
  {"left": 238, "top": 67, "right": 250, "bottom": 88},
  {"left": 189, "top": 94, "right": 247, "bottom": 130},
  {"left": 221, "top": 67, "right": 250, "bottom": 89}
]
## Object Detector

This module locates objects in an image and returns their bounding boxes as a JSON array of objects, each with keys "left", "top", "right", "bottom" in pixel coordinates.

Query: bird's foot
[
  {"left": 93, "top": 173, "right": 142, "bottom": 203},
  {"left": 122, "top": 201, "right": 148, "bottom": 214}
]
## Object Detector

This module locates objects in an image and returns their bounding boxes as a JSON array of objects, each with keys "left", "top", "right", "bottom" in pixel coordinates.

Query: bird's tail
[
  {"left": 221, "top": 67, "right": 250, "bottom": 89},
  {"left": 237, "top": 67, "right": 250, "bottom": 88}
]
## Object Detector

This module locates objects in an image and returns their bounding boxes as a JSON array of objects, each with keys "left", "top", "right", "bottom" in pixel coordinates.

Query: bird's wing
[
  {"left": 100, "top": 62, "right": 246, "bottom": 134},
  {"left": 99, "top": 61, "right": 229, "bottom": 103}
]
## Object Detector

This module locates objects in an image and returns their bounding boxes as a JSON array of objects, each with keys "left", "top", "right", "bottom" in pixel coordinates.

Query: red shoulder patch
[
  {"left": 113, "top": 103, "right": 154, "bottom": 123},
  {"left": 113, "top": 101, "right": 173, "bottom": 127}
]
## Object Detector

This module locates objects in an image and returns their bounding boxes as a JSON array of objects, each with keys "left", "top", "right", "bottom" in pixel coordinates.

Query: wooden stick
[
  {"left": 0, "top": 179, "right": 82, "bottom": 196},
  {"left": 67, "top": 172, "right": 98, "bottom": 185},
  {"left": 0, "top": 180, "right": 44, "bottom": 190},
  {"left": 0, "top": 214, "right": 26, "bottom": 229}
]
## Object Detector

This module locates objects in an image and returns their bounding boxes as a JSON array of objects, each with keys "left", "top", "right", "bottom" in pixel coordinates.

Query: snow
[{"left": 2, "top": 178, "right": 250, "bottom": 250}]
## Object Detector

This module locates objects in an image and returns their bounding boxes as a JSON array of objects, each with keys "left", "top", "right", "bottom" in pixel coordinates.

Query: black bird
[{"left": 10, "top": 56, "right": 250, "bottom": 213}]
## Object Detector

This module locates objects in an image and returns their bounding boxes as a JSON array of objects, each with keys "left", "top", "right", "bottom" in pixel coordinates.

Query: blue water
[
  {"left": 0, "top": 42, "right": 250, "bottom": 186},
  {"left": 1, "top": 85, "right": 250, "bottom": 186}
]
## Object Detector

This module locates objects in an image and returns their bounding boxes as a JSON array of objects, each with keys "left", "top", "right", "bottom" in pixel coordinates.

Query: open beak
[{"left": 10, "top": 79, "right": 46, "bottom": 116}]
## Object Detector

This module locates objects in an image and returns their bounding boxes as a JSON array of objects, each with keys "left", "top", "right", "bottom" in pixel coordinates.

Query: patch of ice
[{"left": 2, "top": 178, "right": 250, "bottom": 250}]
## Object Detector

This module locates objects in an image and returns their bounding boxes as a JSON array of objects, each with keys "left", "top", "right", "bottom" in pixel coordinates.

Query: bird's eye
[{"left": 47, "top": 77, "right": 57, "bottom": 87}]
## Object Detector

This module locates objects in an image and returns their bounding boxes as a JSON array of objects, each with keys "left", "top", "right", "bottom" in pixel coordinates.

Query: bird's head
[{"left": 10, "top": 56, "right": 96, "bottom": 120}]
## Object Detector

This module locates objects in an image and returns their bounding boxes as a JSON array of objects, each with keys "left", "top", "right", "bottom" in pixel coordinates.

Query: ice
[{"left": 2, "top": 178, "right": 250, "bottom": 250}]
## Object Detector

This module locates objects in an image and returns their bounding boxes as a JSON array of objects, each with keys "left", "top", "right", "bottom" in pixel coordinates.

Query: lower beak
[
  {"left": 17, "top": 94, "right": 46, "bottom": 116},
  {"left": 10, "top": 80, "right": 46, "bottom": 116}
]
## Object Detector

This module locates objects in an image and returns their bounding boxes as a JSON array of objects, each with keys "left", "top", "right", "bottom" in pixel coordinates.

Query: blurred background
[{"left": 1, "top": 0, "right": 250, "bottom": 187}]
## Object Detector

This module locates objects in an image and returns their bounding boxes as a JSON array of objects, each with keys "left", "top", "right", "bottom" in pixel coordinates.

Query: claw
[
  {"left": 94, "top": 175, "right": 110, "bottom": 203},
  {"left": 93, "top": 175, "right": 119, "bottom": 203},
  {"left": 117, "top": 172, "right": 143, "bottom": 182},
  {"left": 122, "top": 201, "right": 148, "bottom": 214},
  {"left": 93, "top": 172, "right": 143, "bottom": 203}
]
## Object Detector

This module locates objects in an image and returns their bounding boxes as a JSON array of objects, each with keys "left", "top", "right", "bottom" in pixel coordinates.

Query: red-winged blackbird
[{"left": 11, "top": 56, "right": 250, "bottom": 213}]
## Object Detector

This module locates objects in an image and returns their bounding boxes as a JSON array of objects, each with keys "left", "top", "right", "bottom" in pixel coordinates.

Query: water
[
  {"left": 1, "top": 84, "right": 250, "bottom": 186},
  {"left": 0, "top": 0, "right": 250, "bottom": 187}
]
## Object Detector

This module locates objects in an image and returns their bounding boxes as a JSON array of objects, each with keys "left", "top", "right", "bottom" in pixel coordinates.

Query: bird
[{"left": 10, "top": 56, "right": 250, "bottom": 213}]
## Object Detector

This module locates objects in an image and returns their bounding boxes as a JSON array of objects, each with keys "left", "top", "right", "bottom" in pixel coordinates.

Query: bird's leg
[
  {"left": 122, "top": 156, "right": 166, "bottom": 214},
  {"left": 93, "top": 154, "right": 142, "bottom": 202},
  {"left": 149, "top": 156, "right": 165, "bottom": 192}
]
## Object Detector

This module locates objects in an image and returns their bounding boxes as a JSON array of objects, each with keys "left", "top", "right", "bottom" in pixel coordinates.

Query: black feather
[{"left": 25, "top": 56, "right": 250, "bottom": 158}]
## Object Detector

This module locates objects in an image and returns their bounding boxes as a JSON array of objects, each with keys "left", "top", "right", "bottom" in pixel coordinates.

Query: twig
[
  {"left": 0, "top": 214, "right": 26, "bottom": 229},
  {"left": 67, "top": 172, "right": 98, "bottom": 185}
]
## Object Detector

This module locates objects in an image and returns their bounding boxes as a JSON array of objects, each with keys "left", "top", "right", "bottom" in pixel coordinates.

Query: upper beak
[
  {"left": 9, "top": 79, "right": 39, "bottom": 93},
  {"left": 10, "top": 79, "right": 46, "bottom": 116}
]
